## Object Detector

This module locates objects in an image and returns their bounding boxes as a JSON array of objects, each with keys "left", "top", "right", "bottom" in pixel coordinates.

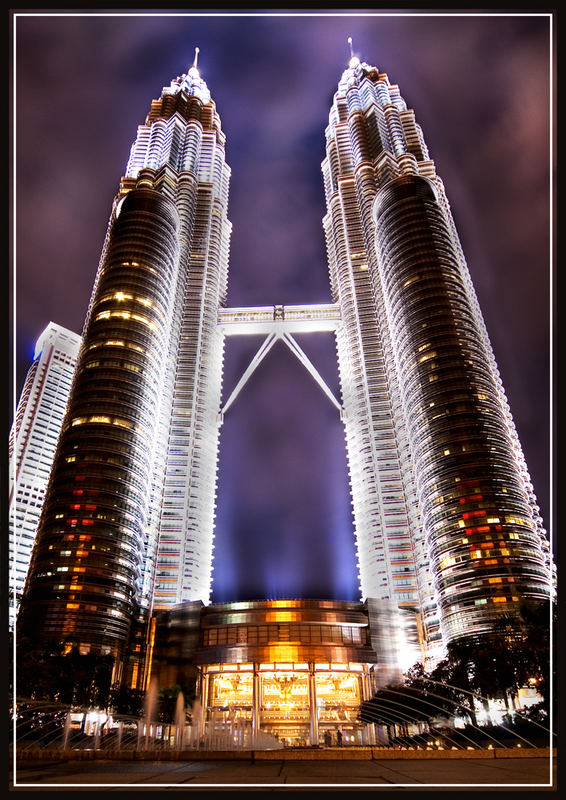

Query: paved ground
[{"left": 11, "top": 755, "right": 556, "bottom": 791}]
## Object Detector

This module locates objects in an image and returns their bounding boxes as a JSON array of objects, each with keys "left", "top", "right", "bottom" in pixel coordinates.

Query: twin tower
[{"left": 19, "top": 49, "right": 551, "bottom": 685}]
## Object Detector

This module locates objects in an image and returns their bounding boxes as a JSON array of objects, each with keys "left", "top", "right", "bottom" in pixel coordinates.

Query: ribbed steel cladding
[
  {"left": 374, "top": 176, "right": 549, "bottom": 639},
  {"left": 21, "top": 190, "right": 179, "bottom": 652}
]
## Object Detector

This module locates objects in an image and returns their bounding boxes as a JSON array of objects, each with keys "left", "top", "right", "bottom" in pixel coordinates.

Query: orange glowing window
[
  {"left": 465, "top": 525, "right": 491, "bottom": 535},
  {"left": 459, "top": 494, "right": 483, "bottom": 504},
  {"left": 75, "top": 550, "right": 88, "bottom": 557},
  {"left": 462, "top": 510, "right": 485, "bottom": 519},
  {"left": 481, "top": 542, "right": 494, "bottom": 549},
  {"left": 85, "top": 504, "right": 97, "bottom": 511},
  {"left": 81, "top": 519, "right": 94, "bottom": 526},
  {"left": 493, "top": 596, "right": 507, "bottom": 603},
  {"left": 66, "top": 603, "right": 80, "bottom": 610},
  {"left": 67, "top": 519, "right": 78, "bottom": 526},
  {"left": 70, "top": 504, "right": 81, "bottom": 510}
]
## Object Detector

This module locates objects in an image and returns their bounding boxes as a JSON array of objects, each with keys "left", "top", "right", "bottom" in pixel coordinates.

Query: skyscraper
[
  {"left": 9, "top": 323, "right": 81, "bottom": 630},
  {"left": 18, "top": 54, "right": 232, "bottom": 681},
  {"left": 322, "top": 48, "right": 551, "bottom": 651},
  {"left": 17, "top": 46, "right": 552, "bottom": 688}
]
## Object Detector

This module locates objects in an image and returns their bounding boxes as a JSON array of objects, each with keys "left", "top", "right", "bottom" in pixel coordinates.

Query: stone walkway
[{"left": 11, "top": 749, "right": 556, "bottom": 791}]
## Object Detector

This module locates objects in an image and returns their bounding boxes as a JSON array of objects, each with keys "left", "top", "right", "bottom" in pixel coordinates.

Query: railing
[{"left": 218, "top": 304, "right": 341, "bottom": 334}]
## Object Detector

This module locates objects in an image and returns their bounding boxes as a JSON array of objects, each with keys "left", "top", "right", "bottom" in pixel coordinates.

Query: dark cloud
[{"left": 12, "top": 11, "right": 554, "bottom": 602}]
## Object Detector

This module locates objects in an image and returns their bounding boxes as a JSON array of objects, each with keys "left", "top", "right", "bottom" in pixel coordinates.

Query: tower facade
[
  {"left": 323, "top": 53, "right": 551, "bottom": 651},
  {"left": 18, "top": 58, "right": 231, "bottom": 675},
  {"left": 9, "top": 323, "right": 81, "bottom": 629}
]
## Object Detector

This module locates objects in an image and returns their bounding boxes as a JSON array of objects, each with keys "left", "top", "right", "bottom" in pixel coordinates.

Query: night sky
[{"left": 12, "top": 11, "right": 553, "bottom": 604}]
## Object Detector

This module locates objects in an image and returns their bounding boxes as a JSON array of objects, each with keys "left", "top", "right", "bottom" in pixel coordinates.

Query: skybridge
[{"left": 217, "top": 303, "right": 343, "bottom": 417}]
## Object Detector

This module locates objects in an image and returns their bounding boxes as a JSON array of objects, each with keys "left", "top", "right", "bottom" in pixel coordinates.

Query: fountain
[
  {"left": 189, "top": 699, "right": 201, "bottom": 748},
  {"left": 62, "top": 712, "right": 71, "bottom": 750},
  {"left": 174, "top": 691, "right": 185, "bottom": 749},
  {"left": 143, "top": 678, "right": 158, "bottom": 751}
]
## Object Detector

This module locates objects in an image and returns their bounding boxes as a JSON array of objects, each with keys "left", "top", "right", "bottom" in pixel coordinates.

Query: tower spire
[
  {"left": 188, "top": 46, "right": 200, "bottom": 78},
  {"left": 347, "top": 37, "right": 360, "bottom": 69}
]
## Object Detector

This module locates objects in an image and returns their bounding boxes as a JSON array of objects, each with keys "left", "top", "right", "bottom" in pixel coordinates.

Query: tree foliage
[
  {"left": 361, "top": 598, "right": 554, "bottom": 731},
  {"left": 16, "top": 637, "right": 113, "bottom": 708},
  {"left": 109, "top": 686, "right": 145, "bottom": 718},
  {"left": 427, "top": 599, "right": 554, "bottom": 713}
]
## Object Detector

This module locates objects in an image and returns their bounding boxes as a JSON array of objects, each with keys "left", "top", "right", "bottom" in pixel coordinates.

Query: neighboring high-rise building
[
  {"left": 17, "top": 47, "right": 552, "bottom": 690},
  {"left": 9, "top": 322, "right": 81, "bottom": 630}
]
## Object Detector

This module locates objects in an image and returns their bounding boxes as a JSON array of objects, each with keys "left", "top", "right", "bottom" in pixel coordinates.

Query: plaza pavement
[{"left": 10, "top": 747, "right": 557, "bottom": 791}]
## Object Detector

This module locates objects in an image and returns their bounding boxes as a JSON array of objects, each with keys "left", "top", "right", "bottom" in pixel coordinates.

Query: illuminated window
[{"left": 113, "top": 418, "right": 132, "bottom": 429}]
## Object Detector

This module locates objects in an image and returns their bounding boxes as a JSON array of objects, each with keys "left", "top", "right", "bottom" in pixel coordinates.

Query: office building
[
  {"left": 322, "top": 50, "right": 551, "bottom": 648},
  {"left": 9, "top": 323, "right": 81, "bottom": 629},
  {"left": 18, "top": 55, "right": 231, "bottom": 682}
]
